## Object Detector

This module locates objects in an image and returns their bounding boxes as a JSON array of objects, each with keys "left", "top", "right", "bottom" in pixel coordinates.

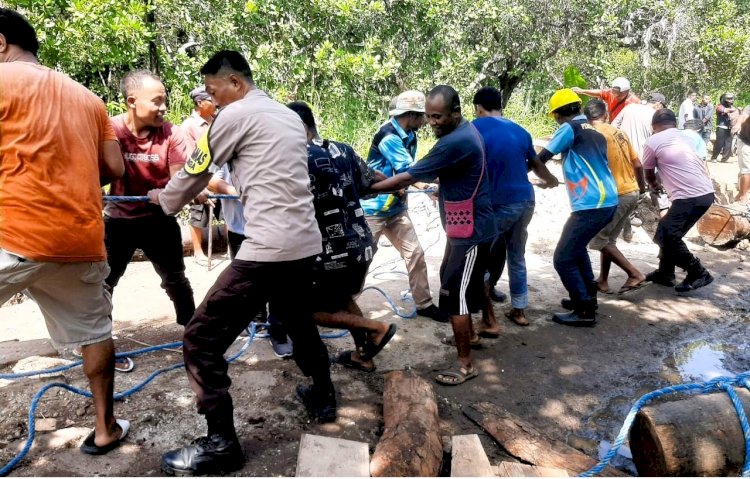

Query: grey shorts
[
  {"left": 739, "top": 139, "right": 750, "bottom": 175},
  {"left": 589, "top": 192, "right": 639, "bottom": 250},
  {"left": 0, "top": 249, "right": 113, "bottom": 349}
]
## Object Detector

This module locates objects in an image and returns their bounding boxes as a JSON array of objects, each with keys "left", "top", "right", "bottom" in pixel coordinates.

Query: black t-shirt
[{"left": 307, "top": 138, "right": 377, "bottom": 270}]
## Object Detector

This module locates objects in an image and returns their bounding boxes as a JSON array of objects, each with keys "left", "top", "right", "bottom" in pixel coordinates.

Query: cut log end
[{"left": 697, "top": 205, "right": 750, "bottom": 246}]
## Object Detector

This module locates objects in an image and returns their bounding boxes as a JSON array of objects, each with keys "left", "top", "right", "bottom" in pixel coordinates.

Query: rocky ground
[{"left": 1, "top": 158, "right": 749, "bottom": 476}]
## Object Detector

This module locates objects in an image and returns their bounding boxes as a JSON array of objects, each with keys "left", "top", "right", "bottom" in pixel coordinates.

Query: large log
[
  {"left": 369, "top": 371, "right": 443, "bottom": 477},
  {"left": 630, "top": 387, "right": 750, "bottom": 476},
  {"left": 463, "top": 402, "right": 628, "bottom": 477},
  {"left": 697, "top": 204, "right": 750, "bottom": 246}
]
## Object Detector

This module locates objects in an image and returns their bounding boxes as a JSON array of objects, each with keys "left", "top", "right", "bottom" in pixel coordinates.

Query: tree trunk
[
  {"left": 697, "top": 204, "right": 750, "bottom": 246},
  {"left": 630, "top": 387, "right": 750, "bottom": 476},
  {"left": 463, "top": 402, "right": 628, "bottom": 477},
  {"left": 369, "top": 371, "right": 442, "bottom": 477},
  {"left": 145, "top": 0, "right": 159, "bottom": 75}
]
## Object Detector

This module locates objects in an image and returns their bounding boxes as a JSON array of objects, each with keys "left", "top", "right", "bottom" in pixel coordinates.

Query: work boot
[
  {"left": 552, "top": 300, "right": 597, "bottom": 327},
  {"left": 645, "top": 270, "right": 676, "bottom": 287},
  {"left": 296, "top": 384, "right": 337, "bottom": 423},
  {"left": 675, "top": 263, "right": 714, "bottom": 292},
  {"left": 416, "top": 304, "right": 450, "bottom": 323},
  {"left": 161, "top": 434, "right": 244, "bottom": 476},
  {"left": 560, "top": 297, "right": 598, "bottom": 311}
]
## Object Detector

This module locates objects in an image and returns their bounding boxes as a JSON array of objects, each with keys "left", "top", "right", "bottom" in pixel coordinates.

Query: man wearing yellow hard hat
[{"left": 536, "top": 89, "right": 619, "bottom": 327}]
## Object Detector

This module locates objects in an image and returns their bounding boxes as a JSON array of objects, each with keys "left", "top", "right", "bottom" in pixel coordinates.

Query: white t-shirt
[{"left": 678, "top": 99, "right": 695, "bottom": 129}]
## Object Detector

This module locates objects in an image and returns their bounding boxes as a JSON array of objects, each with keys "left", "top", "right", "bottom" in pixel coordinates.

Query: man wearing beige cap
[{"left": 361, "top": 91, "right": 448, "bottom": 323}]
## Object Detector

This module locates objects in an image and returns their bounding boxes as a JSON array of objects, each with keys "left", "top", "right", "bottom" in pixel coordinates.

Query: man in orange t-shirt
[
  {"left": 0, "top": 8, "right": 129, "bottom": 456},
  {"left": 584, "top": 99, "right": 647, "bottom": 294},
  {"left": 573, "top": 77, "right": 641, "bottom": 122}
]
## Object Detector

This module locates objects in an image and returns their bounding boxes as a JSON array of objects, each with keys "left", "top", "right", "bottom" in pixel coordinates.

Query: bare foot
[
  {"left": 474, "top": 322, "right": 501, "bottom": 337},
  {"left": 597, "top": 280, "right": 610, "bottom": 293},
  {"left": 622, "top": 274, "right": 647, "bottom": 289},
  {"left": 95, "top": 420, "right": 124, "bottom": 448}
]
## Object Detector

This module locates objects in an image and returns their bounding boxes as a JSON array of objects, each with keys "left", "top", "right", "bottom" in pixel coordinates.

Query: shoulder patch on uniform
[{"left": 185, "top": 130, "right": 212, "bottom": 175}]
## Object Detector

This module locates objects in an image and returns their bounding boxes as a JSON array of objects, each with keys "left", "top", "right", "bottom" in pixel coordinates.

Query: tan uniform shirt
[{"left": 159, "top": 89, "right": 322, "bottom": 262}]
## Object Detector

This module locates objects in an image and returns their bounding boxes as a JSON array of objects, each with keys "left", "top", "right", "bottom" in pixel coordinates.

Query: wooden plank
[
  {"left": 451, "top": 434, "right": 494, "bottom": 477},
  {"left": 536, "top": 465, "right": 569, "bottom": 477},
  {"left": 295, "top": 434, "right": 369, "bottom": 477},
  {"left": 463, "top": 402, "right": 627, "bottom": 477},
  {"left": 499, "top": 461, "right": 540, "bottom": 477}
]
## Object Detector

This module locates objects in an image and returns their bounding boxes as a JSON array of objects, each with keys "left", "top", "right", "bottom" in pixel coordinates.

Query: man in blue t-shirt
[
  {"left": 472, "top": 87, "right": 559, "bottom": 330},
  {"left": 371, "top": 85, "right": 496, "bottom": 386},
  {"left": 537, "top": 89, "right": 618, "bottom": 327},
  {"left": 360, "top": 91, "right": 447, "bottom": 323}
]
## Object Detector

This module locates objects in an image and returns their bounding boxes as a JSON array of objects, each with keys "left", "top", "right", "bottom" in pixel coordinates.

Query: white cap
[{"left": 611, "top": 77, "right": 631, "bottom": 92}]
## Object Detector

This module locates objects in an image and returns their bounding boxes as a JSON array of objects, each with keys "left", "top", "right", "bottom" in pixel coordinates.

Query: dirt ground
[{"left": 1, "top": 157, "right": 749, "bottom": 477}]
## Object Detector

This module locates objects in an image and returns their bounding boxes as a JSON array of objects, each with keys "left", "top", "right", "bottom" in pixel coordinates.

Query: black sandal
[
  {"left": 362, "top": 324, "right": 397, "bottom": 361},
  {"left": 335, "top": 350, "right": 376, "bottom": 373}
]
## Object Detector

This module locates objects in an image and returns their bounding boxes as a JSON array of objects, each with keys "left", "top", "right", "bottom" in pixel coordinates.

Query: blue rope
[
  {"left": 580, "top": 372, "right": 750, "bottom": 477},
  {"left": 0, "top": 324, "right": 261, "bottom": 477}
]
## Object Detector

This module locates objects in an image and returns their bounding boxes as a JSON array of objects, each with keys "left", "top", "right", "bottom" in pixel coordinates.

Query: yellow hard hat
[{"left": 548, "top": 88, "right": 582, "bottom": 116}]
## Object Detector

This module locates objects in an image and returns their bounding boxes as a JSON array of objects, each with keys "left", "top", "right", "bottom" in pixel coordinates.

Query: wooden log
[
  {"left": 369, "top": 370, "right": 443, "bottom": 477},
  {"left": 697, "top": 204, "right": 750, "bottom": 246},
  {"left": 629, "top": 387, "right": 750, "bottom": 476},
  {"left": 463, "top": 402, "right": 627, "bottom": 477}
]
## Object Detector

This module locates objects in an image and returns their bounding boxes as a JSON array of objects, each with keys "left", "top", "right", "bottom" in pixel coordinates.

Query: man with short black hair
[
  {"left": 472, "top": 86, "right": 559, "bottom": 328},
  {"left": 361, "top": 90, "right": 448, "bottom": 323},
  {"left": 106, "top": 70, "right": 196, "bottom": 330},
  {"left": 371, "top": 85, "right": 496, "bottom": 386},
  {"left": 538, "top": 89, "right": 618, "bottom": 326},
  {"left": 695, "top": 94, "right": 714, "bottom": 145},
  {"left": 583, "top": 99, "right": 647, "bottom": 294},
  {"left": 678, "top": 88, "right": 698, "bottom": 129},
  {"left": 642, "top": 109, "right": 715, "bottom": 292},
  {"left": 286, "top": 101, "right": 397, "bottom": 373},
  {"left": 0, "top": 7, "right": 128, "bottom": 456},
  {"left": 149, "top": 50, "right": 336, "bottom": 476}
]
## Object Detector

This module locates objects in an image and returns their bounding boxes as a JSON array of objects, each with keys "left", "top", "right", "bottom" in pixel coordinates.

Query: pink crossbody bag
[{"left": 443, "top": 126, "right": 486, "bottom": 239}]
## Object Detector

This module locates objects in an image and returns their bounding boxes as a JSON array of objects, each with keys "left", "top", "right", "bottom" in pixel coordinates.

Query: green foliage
[{"left": 5, "top": 0, "right": 748, "bottom": 151}]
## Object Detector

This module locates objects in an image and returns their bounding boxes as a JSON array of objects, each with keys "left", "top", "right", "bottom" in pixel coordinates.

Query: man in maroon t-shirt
[{"left": 105, "top": 70, "right": 195, "bottom": 329}]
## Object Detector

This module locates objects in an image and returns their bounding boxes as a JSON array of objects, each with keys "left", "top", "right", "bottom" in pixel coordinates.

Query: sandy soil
[{"left": 1, "top": 157, "right": 749, "bottom": 476}]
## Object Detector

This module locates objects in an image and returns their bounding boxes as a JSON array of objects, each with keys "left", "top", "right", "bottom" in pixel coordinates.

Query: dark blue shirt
[
  {"left": 472, "top": 116, "right": 536, "bottom": 207},
  {"left": 408, "top": 120, "right": 497, "bottom": 246}
]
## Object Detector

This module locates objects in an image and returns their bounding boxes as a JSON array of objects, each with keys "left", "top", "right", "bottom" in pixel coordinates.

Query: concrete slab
[
  {"left": 451, "top": 434, "right": 494, "bottom": 477},
  {"left": 295, "top": 433, "right": 369, "bottom": 477},
  {"left": 0, "top": 339, "right": 57, "bottom": 367}
]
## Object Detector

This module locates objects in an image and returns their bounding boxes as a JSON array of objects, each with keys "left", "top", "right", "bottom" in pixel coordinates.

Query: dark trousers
[
  {"left": 105, "top": 214, "right": 195, "bottom": 325},
  {"left": 183, "top": 256, "right": 332, "bottom": 424},
  {"left": 553, "top": 207, "right": 616, "bottom": 302},
  {"left": 712, "top": 128, "right": 733, "bottom": 161},
  {"left": 227, "top": 230, "right": 286, "bottom": 340},
  {"left": 654, "top": 193, "right": 713, "bottom": 275}
]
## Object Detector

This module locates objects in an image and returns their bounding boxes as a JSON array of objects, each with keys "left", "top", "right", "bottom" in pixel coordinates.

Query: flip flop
[
  {"left": 618, "top": 281, "right": 649, "bottom": 295},
  {"left": 80, "top": 419, "right": 130, "bottom": 455},
  {"left": 598, "top": 288, "right": 615, "bottom": 295},
  {"left": 114, "top": 357, "right": 135, "bottom": 373},
  {"left": 477, "top": 329, "right": 501, "bottom": 338},
  {"left": 362, "top": 324, "right": 397, "bottom": 360},
  {"left": 504, "top": 311, "right": 530, "bottom": 326},
  {"left": 440, "top": 335, "right": 482, "bottom": 349},
  {"left": 335, "top": 350, "right": 376, "bottom": 373},
  {"left": 435, "top": 364, "right": 479, "bottom": 386}
]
